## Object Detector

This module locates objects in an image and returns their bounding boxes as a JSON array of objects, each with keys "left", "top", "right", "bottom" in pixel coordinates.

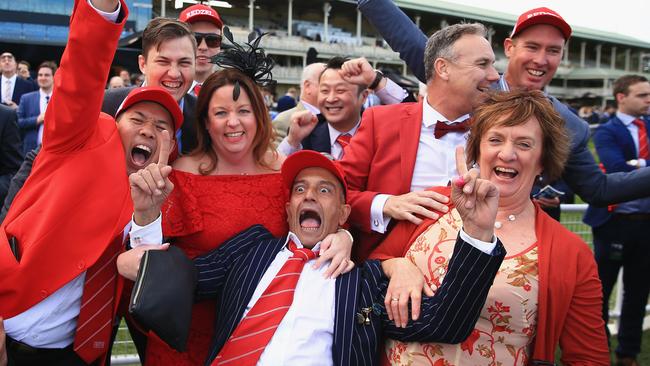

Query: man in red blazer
[
  {"left": 0, "top": 0, "right": 182, "bottom": 364},
  {"left": 339, "top": 23, "right": 500, "bottom": 260}
]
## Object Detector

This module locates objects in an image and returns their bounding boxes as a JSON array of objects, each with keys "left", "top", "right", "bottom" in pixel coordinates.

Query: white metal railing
[{"left": 110, "top": 204, "right": 647, "bottom": 364}]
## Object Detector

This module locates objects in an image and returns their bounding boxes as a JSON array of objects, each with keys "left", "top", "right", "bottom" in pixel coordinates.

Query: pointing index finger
[
  {"left": 157, "top": 129, "right": 171, "bottom": 167},
  {"left": 455, "top": 145, "right": 469, "bottom": 176}
]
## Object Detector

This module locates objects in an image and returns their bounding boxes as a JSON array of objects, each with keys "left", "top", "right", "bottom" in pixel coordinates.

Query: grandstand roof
[{"left": 386, "top": 0, "right": 650, "bottom": 49}]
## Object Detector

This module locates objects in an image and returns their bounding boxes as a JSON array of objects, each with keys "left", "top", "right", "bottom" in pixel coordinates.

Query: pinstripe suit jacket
[{"left": 194, "top": 225, "right": 505, "bottom": 366}]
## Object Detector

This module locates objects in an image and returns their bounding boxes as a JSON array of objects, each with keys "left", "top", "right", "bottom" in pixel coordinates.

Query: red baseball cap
[
  {"left": 510, "top": 7, "right": 572, "bottom": 40},
  {"left": 281, "top": 150, "right": 348, "bottom": 200},
  {"left": 179, "top": 4, "right": 223, "bottom": 29},
  {"left": 115, "top": 86, "right": 184, "bottom": 133}
]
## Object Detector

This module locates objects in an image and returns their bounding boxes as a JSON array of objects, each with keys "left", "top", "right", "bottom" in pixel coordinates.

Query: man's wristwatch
[{"left": 368, "top": 70, "right": 384, "bottom": 90}]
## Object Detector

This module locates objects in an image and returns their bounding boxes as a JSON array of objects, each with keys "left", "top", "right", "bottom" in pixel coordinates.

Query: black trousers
[
  {"left": 593, "top": 215, "right": 650, "bottom": 358},
  {"left": 6, "top": 336, "right": 89, "bottom": 366}
]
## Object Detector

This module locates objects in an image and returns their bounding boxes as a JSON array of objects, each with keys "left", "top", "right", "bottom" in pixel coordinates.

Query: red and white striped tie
[
  {"left": 633, "top": 118, "right": 649, "bottom": 159},
  {"left": 212, "top": 241, "right": 316, "bottom": 365},
  {"left": 73, "top": 235, "right": 122, "bottom": 364}
]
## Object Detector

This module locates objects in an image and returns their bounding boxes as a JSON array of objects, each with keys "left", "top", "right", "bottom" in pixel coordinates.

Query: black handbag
[{"left": 128, "top": 245, "right": 197, "bottom": 352}]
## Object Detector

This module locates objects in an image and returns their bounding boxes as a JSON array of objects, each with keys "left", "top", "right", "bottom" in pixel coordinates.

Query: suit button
[
  {"left": 77, "top": 261, "right": 85, "bottom": 270},
  {"left": 40, "top": 290, "right": 48, "bottom": 298}
]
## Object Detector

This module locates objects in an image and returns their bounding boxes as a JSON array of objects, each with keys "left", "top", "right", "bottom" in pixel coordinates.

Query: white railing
[{"left": 110, "top": 203, "right": 648, "bottom": 364}]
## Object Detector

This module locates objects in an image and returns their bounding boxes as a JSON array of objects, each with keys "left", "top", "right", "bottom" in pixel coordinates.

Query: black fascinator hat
[{"left": 211, "top": 27, "right": 276, "bottom": 91}]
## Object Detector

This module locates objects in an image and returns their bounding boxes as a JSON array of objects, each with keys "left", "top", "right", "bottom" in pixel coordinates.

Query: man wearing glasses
[{"left": 179, "top": 4, "right": 223, "bottom": 97}]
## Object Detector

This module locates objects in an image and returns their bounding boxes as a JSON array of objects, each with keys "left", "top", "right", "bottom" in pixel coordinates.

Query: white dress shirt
[
  {"left": 617, "top": 111, "right": 647, "bottom": 167},
  {"left": 36, "top": 90, "right": 52, "bottom": 145},
  {"left": 1, "top": 74, "right": 16, "bottom": 104},
  {"left": 4, "top": 1, "right": 121, "bottom": 348},
  {"left": 251, "top": 232, "right": 336, "bottom": 366},
  {"left": 370, "top": 100, "right": 470, "bottom": 233}
]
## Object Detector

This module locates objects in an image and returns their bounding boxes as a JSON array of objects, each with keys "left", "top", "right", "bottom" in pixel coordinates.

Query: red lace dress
[{"left": 145, "top": 170, "right": 288, "bottom": 366}]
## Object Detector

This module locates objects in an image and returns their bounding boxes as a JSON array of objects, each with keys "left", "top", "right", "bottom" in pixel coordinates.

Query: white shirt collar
[
  {"left": 2, "top": 74, "right": 16, "bottom": 84},
  {"left": 300, "top": 100, "right": 320, "bottom": 115},
  {"left": 616, "top": 111, "right": 639, "bottom": 126},
  {"left": 328, "top": 119, "right": 360, "bottom": 148},
  {"left": 422, "top": 99, "right": 470, "bottom": 128},
  {"left": 39, "top": 89, "right": 52, "bottom": 97},
  {"left": 285, "top": 232, "right": 322, "bottom": 253}
]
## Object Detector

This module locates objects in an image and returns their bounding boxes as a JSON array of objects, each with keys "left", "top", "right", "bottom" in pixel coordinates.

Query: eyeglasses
[{"left": 194, "top": 32, "right": 222, "bottom": 48}]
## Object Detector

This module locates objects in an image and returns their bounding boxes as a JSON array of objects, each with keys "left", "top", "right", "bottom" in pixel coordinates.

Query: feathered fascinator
[{"left": 211, "top": 26, "right": 276, "bottom": 100}]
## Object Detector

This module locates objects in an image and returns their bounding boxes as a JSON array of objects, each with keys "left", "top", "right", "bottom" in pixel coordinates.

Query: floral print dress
[{"left": 385, "top": 208, "right": 539, "bottom": 366}]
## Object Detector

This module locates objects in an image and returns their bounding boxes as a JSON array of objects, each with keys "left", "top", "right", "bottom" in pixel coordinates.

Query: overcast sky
[{"left": 449, "top": 0, "right": 650, "bottom": 43}]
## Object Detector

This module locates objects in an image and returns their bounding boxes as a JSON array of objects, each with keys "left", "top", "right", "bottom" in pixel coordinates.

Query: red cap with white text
[
  {"left": 179, "top": 4, "right": 223, "bottom": 29},
  {"left": 510, "top": 7, "right": 572, "bottom": 40}
]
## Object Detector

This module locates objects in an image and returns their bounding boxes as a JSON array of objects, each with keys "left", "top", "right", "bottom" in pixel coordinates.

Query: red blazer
[
  {"left": 0, "top": 0, "right": 131, "bottom": 318},
  {"left": 373, "top": 192, "right": 610, "bottom": 365},
  {"left": 339, "top": 101, "right": 423, "bottom": 260}
]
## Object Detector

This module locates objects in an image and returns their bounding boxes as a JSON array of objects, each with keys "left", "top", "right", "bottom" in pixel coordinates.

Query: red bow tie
[{"left": 434, "top": 119, "right": 470, "bottom": 139}]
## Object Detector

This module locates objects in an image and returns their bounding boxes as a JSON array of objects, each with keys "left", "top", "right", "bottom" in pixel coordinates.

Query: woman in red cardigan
[{"left": 373, "top": 90, "right": 609, "bottom": 365}]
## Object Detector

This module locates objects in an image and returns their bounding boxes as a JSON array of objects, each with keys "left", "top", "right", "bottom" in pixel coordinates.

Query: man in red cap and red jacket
[{"left": 0, "top": 0, "right": 183, "bottom": 365}]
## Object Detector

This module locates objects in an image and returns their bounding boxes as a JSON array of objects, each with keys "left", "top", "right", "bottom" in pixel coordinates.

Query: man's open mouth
[
  {"left": 131, "top": 144, "right": 152, "bottom": 166},
  {"left": 299, "top": 209, "right": 322, "bottom": 231}
]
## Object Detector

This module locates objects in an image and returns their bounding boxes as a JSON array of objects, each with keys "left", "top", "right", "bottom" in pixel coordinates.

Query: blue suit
[
  {"left": 195, "top": 225, "right": 505, "bottom": 366},
  {"left": 584, "top": 115, "right": 650, "bottom": 359},
  {"left": 357, "top": 0, "right": 650, "bottom": 206},
  {"left": 0, "top": 77, "right": 37, "bottom": 106},
  {"left": 584, "top": 116, "right": 650, "bottom": 227},
  {"left": 16, "top": 90, "right": 42, "bottom": 154}
]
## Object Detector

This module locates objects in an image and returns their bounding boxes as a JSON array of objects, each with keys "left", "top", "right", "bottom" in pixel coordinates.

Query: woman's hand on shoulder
[
  {"left": 381, "top": 258, "right": 434, "bottom": 328},
  {"left": 315, "top": 228, "right": 355, "bottom": 278}
]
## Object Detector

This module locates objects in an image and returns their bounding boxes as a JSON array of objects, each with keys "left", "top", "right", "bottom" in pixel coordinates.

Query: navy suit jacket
[
  {"left": 0, "top": 104, "right": 22, "bottom": 204},
  {"left": 300, "top": 114, "right": 332, "bottom": 154},
  {"left": 194, "top": 225, "right": 505, "bottom": 366},
  {"left": 1, "top": 77, "right": 38, "bottom": 106},
  {"left": 584, "top": 116, "right": 650, "bottom": 227},
  {"left": 357, "top": 0, "right": 650, "bottom": 206},
  {"left": 102, "top": 86, "right": 198, "bottom": 155},
  {"left": 16, "top": 90, "right": 41, "bottom": 154}
]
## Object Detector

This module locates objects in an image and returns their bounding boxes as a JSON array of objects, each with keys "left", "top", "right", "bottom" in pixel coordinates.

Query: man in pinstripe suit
[{"left": 120, "top": 150, "right": 505, "bottom": 366}]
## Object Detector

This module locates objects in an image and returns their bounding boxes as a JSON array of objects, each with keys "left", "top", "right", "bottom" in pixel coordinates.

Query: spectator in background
[
  {"left": 276, "top": 93, "right": 296, "bottom": 113},
  {"left": 285, "top": 86, "right": 297, "bottom": 99},
  {"left": 179, "top": 4, "right": 223, "bottom": 96},
  {"left": 272, "top": 63, "right": 325, "bottom": 143},
  {"left": 17, "top": 61, "right": 31, "bottom": 81},
  {"left": 131, "top": 73, "right": 144, "bottom": 86},
  {"left": 119, "top": 69, "right": 131, "bottom": 86},
  {"left": 17, "top": 61, "right": 56, "bottom": 154},
  {"left": 579, "top": 105, "right": 599, "bottom": 124},
  {"left": 601, "top": 103, "right": 617, "bottom": 123},
  {"left": 584, "top": 75, "right": 650, "bottom": 366},
  {"left": 108, "top": 75, "right": 125, "bottom": 89},
  {"left": 0, "top": 52, "right": 38, "bottom": 109},
  {"left": 0, "top": 104, "right": 22, "bottom": 204}
]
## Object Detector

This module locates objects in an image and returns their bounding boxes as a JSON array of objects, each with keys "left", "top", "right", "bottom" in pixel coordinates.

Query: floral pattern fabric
[{"left": 385, "top": 209, "right": 539, "bottom": 366}]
